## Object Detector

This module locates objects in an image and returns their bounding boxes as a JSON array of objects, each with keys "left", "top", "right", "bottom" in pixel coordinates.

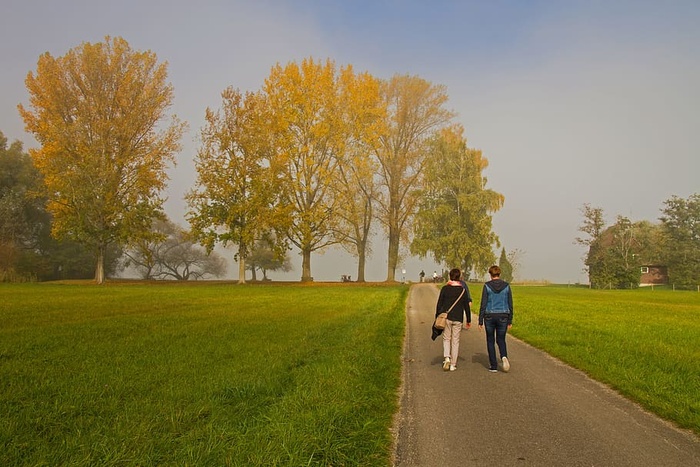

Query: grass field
[
  {"left": 0, "top": 282, "right": 407, "bottom": 466},
  {"left": 489, "top": 285, "right": 700, "bottom": 435},
  {"left": 1, "top": 282, "right": 698, "bottom": 466}
]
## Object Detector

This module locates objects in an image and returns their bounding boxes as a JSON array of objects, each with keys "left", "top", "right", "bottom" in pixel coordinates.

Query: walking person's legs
[
  {"left": 484, "top": 317, "right": 498, "bottom": 371},
  {"left": 495, "top": 317, "right": 510, "bottom": 372},
  {"left": 442, "top": 321, "right": 453, "bottom": 370},
  {"left": 442, "top": 320, "right": 462, "bottom": 370},
  {"left": 448, "top": 320, "right": 461, "bottom": 369}
]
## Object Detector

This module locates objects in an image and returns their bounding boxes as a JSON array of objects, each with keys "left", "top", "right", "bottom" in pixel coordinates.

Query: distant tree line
[
  {"left": 576, "top": 194, "right": 700, "bottom": 289},
  {"left": 5, "top": 36, "right": 505, "bottom": 283},
  {"left": 186, "top": 57, "right": 504, "bottom": 283},
  {"left": 0, "top": 133, "right": 228, "bottom": 282}
]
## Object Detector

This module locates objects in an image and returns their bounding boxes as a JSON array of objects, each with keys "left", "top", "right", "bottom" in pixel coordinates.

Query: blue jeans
[{"left": 484, "top": 316, "right": 509, "bottom": 369}]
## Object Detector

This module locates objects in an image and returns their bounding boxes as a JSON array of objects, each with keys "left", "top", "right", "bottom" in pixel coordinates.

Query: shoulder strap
[{"left": 445, "top": 288, "right": 465, "bottom": 314}]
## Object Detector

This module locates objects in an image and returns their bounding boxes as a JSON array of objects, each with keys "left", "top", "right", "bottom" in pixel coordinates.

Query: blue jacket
[{"left": 478, "top": 279, "right": 513, "bottom": 325}]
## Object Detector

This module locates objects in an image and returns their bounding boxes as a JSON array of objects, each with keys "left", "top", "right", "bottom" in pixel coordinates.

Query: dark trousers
[{"left": 484, "top": 316, "right": 509, "bottom": 369}]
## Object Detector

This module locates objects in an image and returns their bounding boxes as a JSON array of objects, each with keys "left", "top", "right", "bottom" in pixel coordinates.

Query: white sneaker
[
  {"left": 449, "top": 365, "right": 457, "bottom": 371},
  {"left": 442, "top": 357, "right": 451, "bottom": 371},
  {"left": 501, "top": 356, "right": 510, "bottom": 372}
]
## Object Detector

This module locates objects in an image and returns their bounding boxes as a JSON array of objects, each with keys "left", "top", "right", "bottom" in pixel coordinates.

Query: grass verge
[
  {"left": 489, "top": 286, "right": 700, "bottom": 434},
  {"left": 0, "top": 283, "right": 407, "bottom": 466}
]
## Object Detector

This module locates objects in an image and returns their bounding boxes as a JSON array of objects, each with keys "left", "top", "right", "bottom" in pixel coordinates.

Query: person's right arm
[
  {"left": 435, "top": 287, "right": 445, "bottom": 317},
  {"left": 478, "top": 285, "right": 487, "bottom": 326}
]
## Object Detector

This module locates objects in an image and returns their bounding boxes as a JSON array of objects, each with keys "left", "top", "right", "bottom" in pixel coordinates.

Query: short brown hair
[
  {"left": 488, "top": 265, "right": 501, "bottom": 277},
  {"left": 449, "top": 268, "right": 461, "bottom": 281}
]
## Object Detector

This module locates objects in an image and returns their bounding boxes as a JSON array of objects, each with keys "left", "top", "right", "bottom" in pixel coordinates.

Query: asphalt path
[{"left": 392, "top": 283, "right": 700, "bottom": 466}]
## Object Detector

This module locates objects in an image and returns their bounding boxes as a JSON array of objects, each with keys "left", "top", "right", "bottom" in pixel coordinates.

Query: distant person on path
[
  {"left": 432, "top": 268, "right": 472, "bottom": 371},
  {"left": 432, "top": 271, "right": 438, "bottom": 282},
  {"left": 478, "top": 265, "right": 513, "bottom": 372},
  {"left": 419, "top": 270, "right": 425, "bottom": 282}
]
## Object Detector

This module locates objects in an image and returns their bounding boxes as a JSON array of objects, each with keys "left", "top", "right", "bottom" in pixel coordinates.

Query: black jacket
[{"left": 431, "top": 283, "right": 471, "bottom": 340}]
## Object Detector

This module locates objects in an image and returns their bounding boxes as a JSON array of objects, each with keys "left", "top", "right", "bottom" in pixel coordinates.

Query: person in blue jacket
[{"left": 478, "top": 265, "right": 513, "bottom": 373}]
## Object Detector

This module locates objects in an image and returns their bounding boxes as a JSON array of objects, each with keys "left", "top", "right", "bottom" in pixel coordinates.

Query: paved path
[{"left": 393, "top": 283, "right": 700, "bottom": 466}]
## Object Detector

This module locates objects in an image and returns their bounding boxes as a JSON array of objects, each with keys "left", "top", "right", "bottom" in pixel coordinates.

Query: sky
[{"left": 1, "top": 0, "right": 698, "bottom": 283}]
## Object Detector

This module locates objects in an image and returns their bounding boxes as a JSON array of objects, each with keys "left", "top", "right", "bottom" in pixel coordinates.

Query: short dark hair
[
  {"left": 449, "top": 268, "right": 461, "bottom": 281},
  {"left": 488, "top": 265, "right": 501, "bottom": 277}
]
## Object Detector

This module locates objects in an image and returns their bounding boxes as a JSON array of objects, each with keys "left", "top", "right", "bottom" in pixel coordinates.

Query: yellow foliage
[
  {"left": 18, "top": 36, "right": 186, "bottom": 281},
  {"left": 373, "top": 74, "right": 456, "bottom": 280},
  {"left": 186, "top": 87, "right": 286, "bottom": 271},
  {"left": 261, "top": 58, "right": 387, "bottom": 279}
]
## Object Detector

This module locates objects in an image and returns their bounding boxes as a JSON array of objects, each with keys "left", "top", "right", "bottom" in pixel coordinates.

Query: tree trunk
[
  {"left": 238, "top": 255, "right": 247, "bottom": 284},
  {"left": 95, "top": 245, "right": 105, "bottom": 284},
  {"left": 386, "top": 225, "right": 399, "bottom": 281},
  {"left": 301, "top": 247, "right": 313, "bottom": 282},
  {"left": 356, "top": 241, "right": 367, "bottom": 282}
]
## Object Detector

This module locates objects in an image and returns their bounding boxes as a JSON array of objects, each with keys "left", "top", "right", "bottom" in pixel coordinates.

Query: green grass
[
  {"left": 0, "top": 283, "right": 407, "bottom": 466},
  {"left": 2, "top": 283, "right": 699, "bottom": 466},
  {"left": 478, "top": 286, "right": 700, "bottom": 434}
]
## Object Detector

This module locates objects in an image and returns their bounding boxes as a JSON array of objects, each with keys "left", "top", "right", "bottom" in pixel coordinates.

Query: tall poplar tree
[
  {"left": 186, "top": 88, "right": 287, "bottom": 283},
  {"left": 263, "top": 58, "right": 347, "bottom": 281},
  {"left": 374, "top": 74, "right": 455, "bottom": 281},
  {"left": 18, "top": 36, "right": 186, "bottom": 283},
  {"left": 499, "top": 248, "right": 514, "bottom": 283},
  {"left": 332, "top": 67, "right": 385, "bottom": 282}
]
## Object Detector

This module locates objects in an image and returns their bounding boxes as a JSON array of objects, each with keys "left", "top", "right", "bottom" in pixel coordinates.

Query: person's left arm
[
  {"left": 507, "top": 286, "right": 514, "bottom": 327},
  {"left": 464, "top": 285, "right": 472, "bottom": 326},
  {"left": 459, "top": 290, "right": 472, "bottom": 327},
  {"left": 459, "top": 283, "right": 472, "bottom": 307}
]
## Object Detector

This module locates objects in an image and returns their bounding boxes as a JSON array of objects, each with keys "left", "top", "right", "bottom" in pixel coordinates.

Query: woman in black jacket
[{"left": 433, "top": 268, "right": 472, "bottom": 371}]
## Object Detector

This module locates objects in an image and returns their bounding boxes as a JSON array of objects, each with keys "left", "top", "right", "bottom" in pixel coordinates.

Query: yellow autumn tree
[
  {"left": 333, "top": 67, "right": 386, "bottom": 282},
  {"left": 18, "top": 36, "right": 186, "bottom": 283},
  {"left": 186, "top": 88, "right": 288, "bottom": 283},
  {"left": 374, "top": 74, "right": 455, "bottom": 281},
  {"left": 263, "top": 57, "right": 349, "bottom": 282}
]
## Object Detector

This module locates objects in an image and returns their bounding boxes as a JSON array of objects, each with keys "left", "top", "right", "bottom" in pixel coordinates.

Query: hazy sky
[{"left": 2, "top": 1, "right": 698, "bottom": 283}]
